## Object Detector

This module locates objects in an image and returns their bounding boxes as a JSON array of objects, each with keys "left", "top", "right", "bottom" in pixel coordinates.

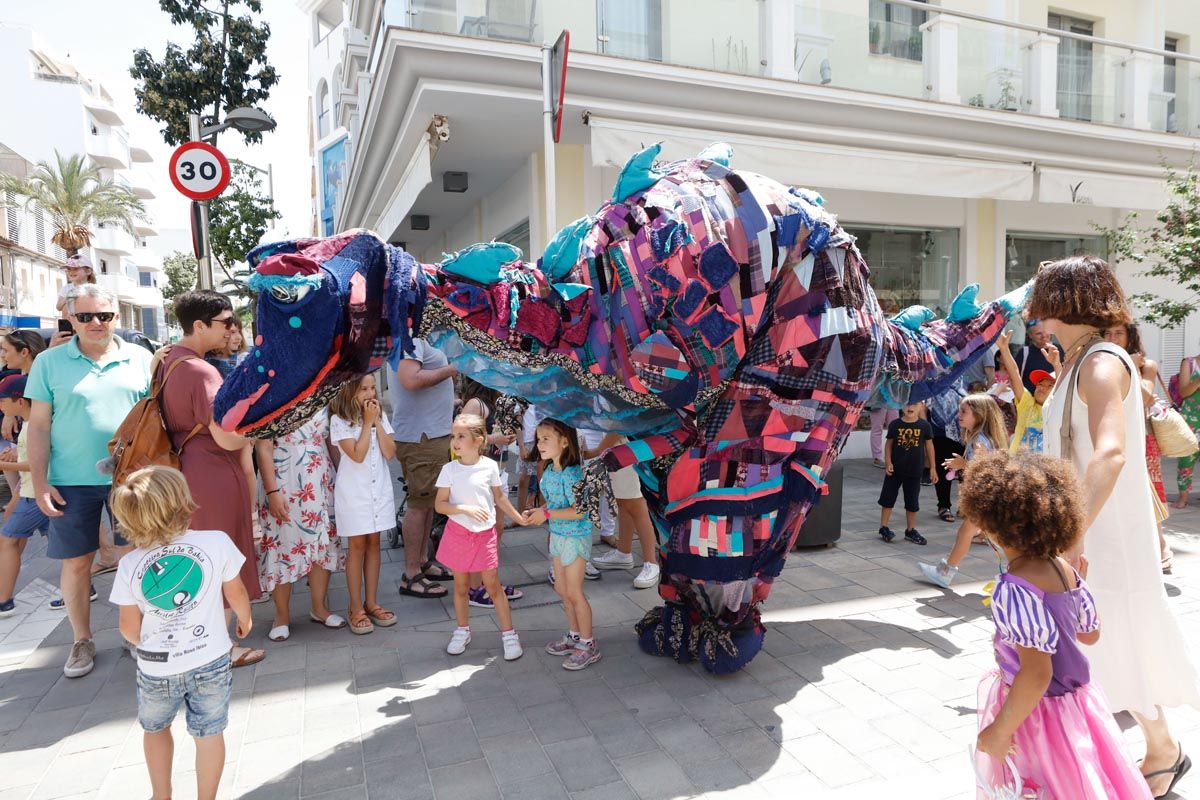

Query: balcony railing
[{"left": 383, "top": 0, "right": 1199, "bottom": 137}]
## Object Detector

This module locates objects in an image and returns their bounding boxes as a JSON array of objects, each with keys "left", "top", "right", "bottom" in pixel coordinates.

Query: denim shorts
[
  {"left": 137, "top": 654, "right": 232, "bottom": 738},
  {"left": 1, "top": 498, "right": 49, "bottom": 538},
  {"left": 47, "top": 485, "right": 122, "bottom": 559},
  {"left": 549, "top": 533, "right": 592, "bottom": 566}
]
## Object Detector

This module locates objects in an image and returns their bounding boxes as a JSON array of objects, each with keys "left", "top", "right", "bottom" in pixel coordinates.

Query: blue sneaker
[
  {"left": 879, "top": 526, "right": 896, "bottom": 543},
  {"left": 49, "top": 585, "right": 97, "bottom": 610},
  {"left": 0, "top": 598, "right": 14, "bottom": 617}
]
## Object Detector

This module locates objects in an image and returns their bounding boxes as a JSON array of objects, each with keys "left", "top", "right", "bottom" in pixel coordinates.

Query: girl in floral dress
[{"left": 257, "top": 409, "right": 346, "bottom": 641}]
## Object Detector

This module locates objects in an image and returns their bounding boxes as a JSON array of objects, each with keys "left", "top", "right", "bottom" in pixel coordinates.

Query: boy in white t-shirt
[{"left": 109, "top": 467, "right": 251, "bottom": 800}]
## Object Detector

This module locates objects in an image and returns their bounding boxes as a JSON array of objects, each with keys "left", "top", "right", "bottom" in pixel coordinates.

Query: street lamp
[{"left": 189, "top": 107, "right": 278, "bottom": 289}]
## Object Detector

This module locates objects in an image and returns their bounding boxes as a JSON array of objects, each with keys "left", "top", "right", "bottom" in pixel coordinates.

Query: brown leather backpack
[{"left": 105, "top": 353, "right": 203, "bottom": 486}]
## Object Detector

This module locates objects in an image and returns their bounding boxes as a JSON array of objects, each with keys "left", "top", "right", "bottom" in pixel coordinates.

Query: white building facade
[
  {"left": 305, "top": 0, "right": 1200, "bottom": 451},
  {"left": 0, "top": 23, "right": 166, "bottom": 337}
]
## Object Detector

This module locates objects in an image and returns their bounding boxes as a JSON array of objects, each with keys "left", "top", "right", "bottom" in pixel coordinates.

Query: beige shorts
[
  {"left": 394, "top": 434, "right": 451, "bottom": 509},
  {"left": 610, "top": 465, "right": 642, "bottom": 500}
]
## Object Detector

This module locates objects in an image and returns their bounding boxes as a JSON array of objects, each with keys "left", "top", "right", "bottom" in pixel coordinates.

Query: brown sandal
[
  {"left": 230, "top": 645, "right": 266, "bottom": 667},
  {"left": 400, "top": 574, "right": 448, "bottom": 598},
  {"left": 348, "top": 610, "right": 374, "bottom": 635},
  {"left": 365, "top": 604, "right": 397, "bottom": 627}
]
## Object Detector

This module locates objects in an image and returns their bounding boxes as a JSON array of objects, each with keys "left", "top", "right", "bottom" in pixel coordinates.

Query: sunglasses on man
[
  {"left": 72, "top": 312, "right": 116, "bottom": 324},
  {"left": 207, "top": 315, "right": 237, "bottom": 329}
]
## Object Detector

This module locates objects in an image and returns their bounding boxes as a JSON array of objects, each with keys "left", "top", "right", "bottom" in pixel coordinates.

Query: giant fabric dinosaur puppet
[{"left": 215, "top": 143, "right": 1026, "bottom": 673}]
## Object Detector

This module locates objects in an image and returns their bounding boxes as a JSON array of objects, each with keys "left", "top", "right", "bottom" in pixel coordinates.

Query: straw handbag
[{"left": 1152, "top": 374, "right": 1199, "bottom": 459}]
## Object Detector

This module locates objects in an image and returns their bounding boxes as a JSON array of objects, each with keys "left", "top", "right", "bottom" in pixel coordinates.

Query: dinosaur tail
[{"left": 876, "top": 282, "right": 1030, "bottom": 407}]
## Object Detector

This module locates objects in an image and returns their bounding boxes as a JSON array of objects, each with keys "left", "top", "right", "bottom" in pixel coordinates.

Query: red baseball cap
[{"left": 1029, "top": 369, "right": 1056, "bottom": 386}]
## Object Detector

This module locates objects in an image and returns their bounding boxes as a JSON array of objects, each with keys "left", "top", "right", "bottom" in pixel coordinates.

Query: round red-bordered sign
[{"left": 169, "top": 141, "right": 231, "bottom": 201}]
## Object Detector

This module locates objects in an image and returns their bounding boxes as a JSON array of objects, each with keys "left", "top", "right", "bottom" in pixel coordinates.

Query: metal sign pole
[
  {"left": 541, "top": 45, "right": 557, "bottom": 247},
  {"left": 189, "top": 113, "right": 215, "bottom": 290}
]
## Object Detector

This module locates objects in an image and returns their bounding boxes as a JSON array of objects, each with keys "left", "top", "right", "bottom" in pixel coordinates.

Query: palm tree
[{"left": 0, "top": 151, "right": 144, "bottom": 256}]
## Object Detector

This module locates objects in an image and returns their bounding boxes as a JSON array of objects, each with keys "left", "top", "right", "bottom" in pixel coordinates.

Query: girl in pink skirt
[
  {"left": 965, "top": 450, "right": 1153, "bottom": 800},
  {"left": 433, "top": 414, "right": 527, "bottom": 661}
]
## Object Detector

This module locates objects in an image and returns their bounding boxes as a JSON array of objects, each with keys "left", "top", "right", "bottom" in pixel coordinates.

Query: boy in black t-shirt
[{"left": 879, "top": 401, "right": 936, "bottom": 545}]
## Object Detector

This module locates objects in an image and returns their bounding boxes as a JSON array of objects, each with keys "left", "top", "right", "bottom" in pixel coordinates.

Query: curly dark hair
[
  {"left": 1027, "top": 256, "right": 1132, "bottom": 330},
  {"left": 959, "top": 450, "right": 1084, "bottom": 560}
]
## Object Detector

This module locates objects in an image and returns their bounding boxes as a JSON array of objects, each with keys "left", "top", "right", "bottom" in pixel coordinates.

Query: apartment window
[
  {"left": 1165, "top": 37, "right": 1179, "bottom": 133},
  {"left": 316, "top": 81, "right": 331, "bottom": 139},
  {"left": 139, "top": 271, "right": 154, "bottom": 287},
  {"left": 596, "top": 0, "right": 662, "bottom": 62},
  {"left": 99, "top": 259, "right": 109, "bottom": 274},
  {"left": 1004, "top": 233, "right": 1107, "bottom": 293},
  {"left": 1049, "top": 13, "right": 1095, "bottom": 122},
  {"left": 844, "top": 225, "right": 959, "bottom": 316},
  {"left": 495, "top": 219, "right": 531, "bottom": 259},
  {"left": 869, "top": 0, "right": 927, "bottom": 62}
]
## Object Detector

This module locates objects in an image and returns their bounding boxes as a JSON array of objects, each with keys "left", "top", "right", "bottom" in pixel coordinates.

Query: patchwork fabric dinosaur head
[{"left": 213, "top": 230, "right": 422, "bottom": 437}]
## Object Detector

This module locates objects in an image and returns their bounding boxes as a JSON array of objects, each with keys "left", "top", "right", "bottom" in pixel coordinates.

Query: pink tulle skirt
[{"left": 976, "top": 671, "right": 1152, "bottom": 799}]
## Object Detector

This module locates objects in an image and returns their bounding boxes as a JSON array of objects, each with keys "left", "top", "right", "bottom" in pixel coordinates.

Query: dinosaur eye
[{"left": 269, "top": 284, "right": 311, "bottom": 303}]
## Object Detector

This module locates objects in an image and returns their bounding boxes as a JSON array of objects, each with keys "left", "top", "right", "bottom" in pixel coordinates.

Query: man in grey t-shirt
[{"left": 393, "top": 339, "right": 456, "bottom": 598}]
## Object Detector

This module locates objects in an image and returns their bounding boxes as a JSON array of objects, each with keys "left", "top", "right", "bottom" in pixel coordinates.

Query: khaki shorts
[
  {"left": 395, "top": 434, "right": 451, "bottom": 509},
  {"left": 611, "top": 465, "right": 642, "bottom": 500}
]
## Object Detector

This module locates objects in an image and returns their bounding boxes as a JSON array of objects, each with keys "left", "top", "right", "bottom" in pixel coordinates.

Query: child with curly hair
[{"left": 966, "top": 451, "right": 1152, "bottom": 799}]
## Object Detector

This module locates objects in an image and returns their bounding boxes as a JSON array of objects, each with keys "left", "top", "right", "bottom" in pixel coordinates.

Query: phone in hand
[{"left": 57, "top": 319, "right": 73, "bottom": 334}]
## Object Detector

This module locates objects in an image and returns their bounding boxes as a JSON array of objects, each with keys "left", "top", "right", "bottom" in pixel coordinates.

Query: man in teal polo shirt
[{"left": 27, "top": 284, "right": 152, "bottom": 678}]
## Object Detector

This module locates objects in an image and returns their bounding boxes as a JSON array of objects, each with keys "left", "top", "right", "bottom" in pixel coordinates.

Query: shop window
[
  {"left": 1004, "top": 233, "right": 1107, "bottom": 293},
  {"left": 495, "top": 219, "right": 530, "bottom": 259},
  {"left": 844, "top": 225, "right": 959, "bottom": 316}
]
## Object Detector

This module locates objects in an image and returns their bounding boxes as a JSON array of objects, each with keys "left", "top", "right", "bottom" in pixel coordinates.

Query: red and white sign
[{"left": 169, "top": 141, "right": 231, "bottom": 201}]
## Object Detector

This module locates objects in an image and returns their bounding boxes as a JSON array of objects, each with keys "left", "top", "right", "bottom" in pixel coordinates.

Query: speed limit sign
[{"left": 169, "top": 141, "right": 231, "bottom": 201}]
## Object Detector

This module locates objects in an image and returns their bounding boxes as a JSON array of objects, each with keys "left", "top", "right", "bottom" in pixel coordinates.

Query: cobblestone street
[{"left": 1, "top": 459, "right": 1197, "bottom": 799}]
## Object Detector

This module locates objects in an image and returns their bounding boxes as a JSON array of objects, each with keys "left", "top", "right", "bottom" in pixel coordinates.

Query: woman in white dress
[{"left": 1033, "top": 256, "right": 1200, "bottom": 798}]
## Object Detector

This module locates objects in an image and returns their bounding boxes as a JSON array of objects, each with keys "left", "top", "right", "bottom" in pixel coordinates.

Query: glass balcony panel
[
  {"left": 793, "top": 1, "right": 925, "bottom": 102},
  {"left": 1056, "top": 40, "right": 1122, "bottom": 126},
  {"left": 957, "top": 17, "right": 1029, "bottom": 113}
]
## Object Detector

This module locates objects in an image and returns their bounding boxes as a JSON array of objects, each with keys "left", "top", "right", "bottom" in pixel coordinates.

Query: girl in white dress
[
  {"left": 329, "top": 374, "right": 398, "bottom": 635},
  {"left": 1032, "top": 256, "right": 1200, "bottom": 799}
]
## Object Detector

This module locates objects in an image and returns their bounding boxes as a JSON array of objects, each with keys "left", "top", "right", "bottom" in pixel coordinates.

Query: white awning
[
  {"left": 1036, "top": 166, "right": 1169, "bottom": 210},
  {"left": 373, "top": 132, "right": 434, "bottom": 238},
  {"left": 588, "top": 117, "right": 1035, "bottom": 202},
  {"left": 83, "top": 97, "right": 124, "bottom": 126}
]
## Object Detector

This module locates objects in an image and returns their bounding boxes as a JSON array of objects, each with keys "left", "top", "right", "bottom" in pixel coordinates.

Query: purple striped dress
[{"left": 975, "top": 571, "right": 1152, "bottom": 799}]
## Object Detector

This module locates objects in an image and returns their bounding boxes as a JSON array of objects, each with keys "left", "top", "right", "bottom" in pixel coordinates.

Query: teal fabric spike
[
  {"left": 553, "top": 283, "right": 590, "bottom": 302},
  {"left": 947, "top": 283, "right": 983, "bottom": 323},
  {"left": 612, "top": 143, "right": 663, "bottom": 203},
  {"left": 542, "top": 216, "right": 591, "bottom": 282},
  {"left": 440, "top": 241, "right": 522, "bottom": 285},
  {"left": 997, "top": 280, "right": 1033, "bottom": 316},
  {"left": 247, "top": 272, "right": 325, "bottom": 292},
  {"left": 890, "top": 305, "right": 934, "bottom": 332},
  {"left": 697, "top": 142, "right": 733, "bottom": 167}
]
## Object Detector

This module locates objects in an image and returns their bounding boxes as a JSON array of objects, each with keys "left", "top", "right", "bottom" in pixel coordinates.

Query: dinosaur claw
[
  {"left": 997, "top": 280, "right": 1033, "bottom": 317},
  {"left": 947, "top": 283, "right": 983, "bottom": 323},
  {"left": 890, "top": 305, "right": 935, "bottom": 332}
]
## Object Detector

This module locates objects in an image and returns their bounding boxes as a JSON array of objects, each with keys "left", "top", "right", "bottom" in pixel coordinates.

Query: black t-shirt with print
[{"left": 887, "top": 418, "right": 933, "bottom": 477}]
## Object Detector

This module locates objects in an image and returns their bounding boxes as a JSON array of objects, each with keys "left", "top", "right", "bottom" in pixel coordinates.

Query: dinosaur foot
[{"left": 635, "top": 605, "right": 765, "bottom": 674}]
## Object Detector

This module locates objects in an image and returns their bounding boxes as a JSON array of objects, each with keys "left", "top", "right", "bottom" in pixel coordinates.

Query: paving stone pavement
[{"left": 1, "top": 459, "right": 1199, "bottom": 799}]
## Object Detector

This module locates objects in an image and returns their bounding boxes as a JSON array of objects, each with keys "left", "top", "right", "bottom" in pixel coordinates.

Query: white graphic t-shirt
[
  {"left": 109, "top": 530, "right": 245, "bottom": 676},
  {"left": 436, "top": 456, "right": 502, "bottom": 532}
]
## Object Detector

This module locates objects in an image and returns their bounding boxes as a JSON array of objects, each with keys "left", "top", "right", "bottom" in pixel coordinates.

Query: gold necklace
[{"left": 1061, "top": 329, "right": 1100, "bottom": 366}]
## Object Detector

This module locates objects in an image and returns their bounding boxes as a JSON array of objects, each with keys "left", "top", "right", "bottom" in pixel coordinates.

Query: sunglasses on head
[{"left": 72, "top": 312, "right": 116, "bottom": 324}]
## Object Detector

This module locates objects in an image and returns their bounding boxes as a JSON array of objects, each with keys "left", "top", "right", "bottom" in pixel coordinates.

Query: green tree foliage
[
  {"left": 161, "top": 250, "right": 198, "bottom": 314},
  {"left": 0, "top": 152, "right": 144, "bottom": 256},
  {"left": 130, "top": 0, "right": 278, "bottom": 146},
  {"left": 209, "top": 162, "right": 280, "bottom": 283},
  {"left": 1100, "top": 166, "right": 1200, "bottom": 329}
]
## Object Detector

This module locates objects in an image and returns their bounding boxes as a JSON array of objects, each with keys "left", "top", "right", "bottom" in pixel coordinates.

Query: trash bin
[{"left": 794, "top": 462, "right": 843, "bottom": 547}]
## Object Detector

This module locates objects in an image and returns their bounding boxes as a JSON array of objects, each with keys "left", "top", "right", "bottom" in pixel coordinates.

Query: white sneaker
[
  {"left": 447, "top": 627, "right": 471, "bottom": 655},
  {"left": 593, "top": 549, "right": 634, "bottom": 570},
  {"left": 584, "top": 562, "right": 601, "bottom": 581},
  {"left": 633, "top": 562, "right": 660, "bottom": 589},
  {"left": 501, "top": 630, "right": 523, "bottom": 661},
  {"left": 918, "top": 560, "right": 958, "bottom": 589}
]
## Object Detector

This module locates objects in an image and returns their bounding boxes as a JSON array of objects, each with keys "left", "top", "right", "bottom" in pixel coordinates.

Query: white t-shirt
[
  {"left": 521, "top": 404, "right": 543, "bottom": 448},
  {"left": 436, "top": 456, "right": 502, "bottom": 532},
  {"left": 109, "top": 530, "right": 245, "bottom": 677}
]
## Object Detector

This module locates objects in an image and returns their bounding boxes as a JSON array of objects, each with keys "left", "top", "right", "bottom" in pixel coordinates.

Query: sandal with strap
[
  {"left": 1145, "top": 744, "right": 1191, "bottom": 799},
  {"left": 230, "top": 645, "right": 266, "bottom": 668},
  {"left": 365, "top": 604, "right": 397, "bottom": 627},
  {"left": 348, "top": 610, "right": 374, "bottom": 635},
  {"left": 400, "top": 574, "right": 448, "bottom": 599},
  {"left": 938, "top": 508, "right": 955, "bottom": 523},
  {"left": 420, "top": 561, "right": 453, "bottom": 582}
]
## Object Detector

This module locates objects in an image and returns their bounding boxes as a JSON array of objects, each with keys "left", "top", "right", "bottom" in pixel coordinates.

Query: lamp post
[
  {"left": 188, "top": 107, "right": 277, "bottom": 290},
  {"left": 229, "top": 158, "right": 274, "bottom": 204}
]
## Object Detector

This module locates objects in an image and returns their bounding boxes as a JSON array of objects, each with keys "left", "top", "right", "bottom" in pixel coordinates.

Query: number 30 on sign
[{"left": 169, "top": 141, "right": 231, "bottom": 201}]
